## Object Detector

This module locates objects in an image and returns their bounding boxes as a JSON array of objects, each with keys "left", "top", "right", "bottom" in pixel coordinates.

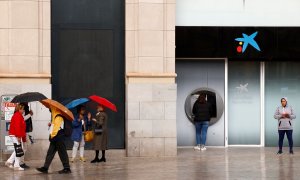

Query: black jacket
[{"left": 192, "top": 101, "right": 213, "bottom": 122}]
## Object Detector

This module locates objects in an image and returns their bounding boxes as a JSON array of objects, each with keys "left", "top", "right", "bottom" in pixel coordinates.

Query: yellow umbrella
[{"left": 40, "top": 99, "right": 74, "bottom": 121}]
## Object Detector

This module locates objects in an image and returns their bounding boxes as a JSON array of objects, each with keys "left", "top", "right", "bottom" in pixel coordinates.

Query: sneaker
[
  {"left": 277, "top": 150, "right": 283, "bottom": 154},
  {"left": 58, "top": 168, "right": 71, "bottom": 174},
  {"left": 5, "top": 161, "right": 13, "bottom": 168},
  {"left": 36, "top": 167, "right": 48, "bottom": 174},
  {"left": 290, "top": 150, "right": 294, "bottom": 154},
  {"left": 20, "top": 163, "right": 30, "bottom": 169},
  {"left": 14, "top": 166, "right": 24, "bottom": 171},
  {"left": 200, "top": 146, "right": 207, "bottom": 151},
  {"left": 193, "top": 145, "right": 201, "bottom": 151},
  {"left": 79, "top": 157, "right": 86, "bottom": 162}
]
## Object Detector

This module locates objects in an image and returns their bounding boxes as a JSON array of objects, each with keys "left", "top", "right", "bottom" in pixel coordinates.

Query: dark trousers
[
  {"left": 44, "top": 140, "right": 70, "bottom": 169},
  {"left": 278, "top": 130, "right": 293, "bottom": 151}
]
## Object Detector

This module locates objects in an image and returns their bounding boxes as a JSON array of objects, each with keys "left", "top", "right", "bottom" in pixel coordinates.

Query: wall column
[{"left": 125, "top": 0, "right": 177, "bottom": 157}]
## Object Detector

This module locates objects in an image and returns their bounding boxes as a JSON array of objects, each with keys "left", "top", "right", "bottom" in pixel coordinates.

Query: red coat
[{"left": 9, "top": 111, "right": 26, "bottom": 139}]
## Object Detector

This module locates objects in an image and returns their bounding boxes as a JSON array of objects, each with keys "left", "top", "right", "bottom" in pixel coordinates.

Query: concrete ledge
[{"left": 0, "top": 73, "right": 51, "bottom": 78}]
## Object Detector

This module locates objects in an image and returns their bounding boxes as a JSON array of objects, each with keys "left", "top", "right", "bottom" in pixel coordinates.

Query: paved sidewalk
[{"left": 0, "top": 147, "right": 299, "bottom": 180}]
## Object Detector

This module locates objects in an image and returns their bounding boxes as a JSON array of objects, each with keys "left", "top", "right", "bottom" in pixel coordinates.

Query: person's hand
[{"left": 282, "top": 113, "right": 290, "bottom": 118}]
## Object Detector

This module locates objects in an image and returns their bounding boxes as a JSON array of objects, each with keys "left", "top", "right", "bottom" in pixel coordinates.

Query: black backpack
[{"left": 55, "top": 114, "right": 72, "bottom": 137}]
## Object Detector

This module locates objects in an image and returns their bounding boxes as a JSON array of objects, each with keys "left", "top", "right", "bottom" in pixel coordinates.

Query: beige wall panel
[
  {"left": 126, "top": 3, "right": 136, "bottom": 31},
  {"left": 166, "top": 31, "right": 175, "bottom": 58},
  {"left": 139, "top": 3, "right": 163, "bottom": 30},
  {"left": 126, "top": 31, "right": 136, "bottom": 57},
  {"left": 42, "top": 56, "right": 50, "bottom": 74},
  {"left": 42, "top": 29, "right": 50, "bottom": 56},
  {"left": 0, "top": 29, "right": 9, "bottom": 55},
  {"left": 0, "top": 1, "right": 9, "bottom": 28},
  {"left": 138, "top": 57, "right": 164, "bottom": 73},
  {"left": 9, "top": 56, "right": 39, "bottom": 73},
  {"left": 165, "top": 57, "right": 175, "bottom": 73},
  {"left": 10, "top": 1, "right": 38, "bottom": 28},
  {"left": 128, "top": 120, "right": 153, "bottom": 138},
  {"left": 166, "top": 3, "right": 176, "bottom": 30},
  {"left": 10, "top": 29, "right": 39, "bottom": 56},
  {"left": 139, "top": 31, "right": 163, "bottom": 57},
  {"left": 0, "top": 56, "right": 9, "bottom": 73},
  {"left": 42, "top": 1, "right": 50, "bottom": 29}
]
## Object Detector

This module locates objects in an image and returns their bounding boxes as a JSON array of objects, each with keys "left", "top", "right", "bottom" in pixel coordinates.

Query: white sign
[
  {"left": 5, "top": 136, "right": 13, "bottom": 146},
  {"left": 7, "top": 146, "right": 14, "bottom": 151}
]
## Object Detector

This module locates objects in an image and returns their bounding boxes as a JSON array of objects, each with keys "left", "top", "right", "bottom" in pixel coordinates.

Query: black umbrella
[{"left": 11, "top": 92, "right": 48, "bottom": 103}]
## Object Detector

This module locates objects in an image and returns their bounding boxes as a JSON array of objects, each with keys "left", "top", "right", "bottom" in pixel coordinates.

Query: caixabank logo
[{"left": 235, "top": 31, "right": 261, "bottom": 53}]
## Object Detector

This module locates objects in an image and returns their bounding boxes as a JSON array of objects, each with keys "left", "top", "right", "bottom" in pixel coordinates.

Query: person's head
[
  {"left": 15, "top": 103, "right": 25, "bottom": 114},
  {"left": 77, "top": 105, "right": 86, "bottom": 115},
  {"left": 281, "top": 97, "right": 287, "bottom": 107},
  {"left": 198, "top": 93, "right": 206, "bottom": 104},
  {"left": 97, "top": 105, "right": 104, "bottom": 112}
]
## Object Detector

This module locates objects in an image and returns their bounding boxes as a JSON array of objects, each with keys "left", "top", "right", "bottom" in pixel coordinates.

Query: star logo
[
  {"left": 235, "top": 32, "right": 261, "bottom": 53},
  {"left": 236, "top": 83, "right": 249, "bottom": 93}
]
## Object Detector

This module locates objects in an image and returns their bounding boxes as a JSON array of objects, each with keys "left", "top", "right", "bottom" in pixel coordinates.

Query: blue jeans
[
  {"left": 278, "top": 130, "right": 293, "bottom": 151},
  {"left": 195, "top": 121, "right": 209, "bottom": 145}
]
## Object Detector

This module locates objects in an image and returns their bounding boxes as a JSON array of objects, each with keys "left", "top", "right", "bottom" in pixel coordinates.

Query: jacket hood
[
  {"left": 281, "top": 97, "right": 288, "bottom": 107},
  {"left": 51, "top": 108, "right": 62, "bottom": 122}
]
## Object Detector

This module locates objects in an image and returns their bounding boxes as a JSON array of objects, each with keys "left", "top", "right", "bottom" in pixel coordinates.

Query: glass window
[
  {"left": 265, "top": 61, "right": 300, "bottom": 146},
  {"left": 228, "top": 61, "right": 261, "bottom": 145}
]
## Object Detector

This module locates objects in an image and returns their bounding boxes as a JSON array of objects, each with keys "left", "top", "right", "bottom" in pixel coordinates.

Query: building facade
[{"left": 1, "top": 0, "right": 300, "bottom": 159}]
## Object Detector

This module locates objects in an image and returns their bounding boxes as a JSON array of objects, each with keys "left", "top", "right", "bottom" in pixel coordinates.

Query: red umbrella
[{"left": 88, "top": 95, "right": 117, "bottom": 112}]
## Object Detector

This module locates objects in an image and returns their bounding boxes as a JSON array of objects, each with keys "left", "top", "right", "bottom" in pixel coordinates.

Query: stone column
[
  {"left": 0, "top": 0, "right": 51, "bottom": 160},
  {"left": 126, "top": 0, "right": 177, "bottom": 157}
]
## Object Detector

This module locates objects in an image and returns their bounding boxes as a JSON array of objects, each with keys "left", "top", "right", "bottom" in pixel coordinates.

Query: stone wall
[
  {"left": 0, "top": 0, "right": 50, "bottom": 77},
  {"left": 125, "top": 0, "right": 177, "bottom": 157}
]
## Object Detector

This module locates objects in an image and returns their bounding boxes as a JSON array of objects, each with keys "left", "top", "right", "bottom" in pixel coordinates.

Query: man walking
[{"left": 36, "top": 108, "right": 71, "bottom": 174}]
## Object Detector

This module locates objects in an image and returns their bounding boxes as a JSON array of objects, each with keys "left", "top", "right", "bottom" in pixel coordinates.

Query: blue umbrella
[{"left": 65, "top": 98, "right": 89, "bottom": 109}]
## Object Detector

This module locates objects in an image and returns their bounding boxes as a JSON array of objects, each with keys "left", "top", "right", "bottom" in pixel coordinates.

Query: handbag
[
  {"left": 94, "top": 125, "right": 103, "bottom": 135},
  {"left": 13, "top": 143, "right": 24, "bottom": 157},
  {"left": 84, "top": 130, "right": 94, "bottom": 142}
]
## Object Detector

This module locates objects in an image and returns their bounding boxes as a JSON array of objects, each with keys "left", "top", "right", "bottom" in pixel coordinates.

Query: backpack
[{"left": 55, "top": 114, "right": 72, "bottom": 137}]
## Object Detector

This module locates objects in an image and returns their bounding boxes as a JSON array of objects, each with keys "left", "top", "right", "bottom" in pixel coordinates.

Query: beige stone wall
[
  {"left": 0, "top": 0, "right": 51, "bottom": 80},
  {"left": 0, "top": 0, "right": 52, "bottom": 158},
  {"left": 126, "top": 0, "right": 177, "bottom": 156}
]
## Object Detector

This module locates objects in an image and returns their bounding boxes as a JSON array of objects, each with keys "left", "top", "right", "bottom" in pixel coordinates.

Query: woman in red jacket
[{"left": 5, "top": 104, "right": 26, "bottom": 171}]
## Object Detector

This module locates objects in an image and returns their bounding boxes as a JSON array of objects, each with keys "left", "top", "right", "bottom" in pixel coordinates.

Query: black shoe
[
  {"left": 36, "top": 167, "right": 48, "bottom": 174},
  {"left": 90, "top": 158, "right": 99, "bottom": 163},
  {"left": 290, "top": 150, "right": 294, "bottom": 154},
  {"left": 58, "top": 168, "right": 71, "bottom": 174},
  {"left": 277, "top": 150, "right": 283, "bottom": 154},
  {"left": 20, "top": 163, "right": 30, "bottom": 169},
  {"left": 99, "top": 157, "right": 106, "bottom": 162},
  {"left": 29, "top": 135, "right": 34, "bottom": 144}
]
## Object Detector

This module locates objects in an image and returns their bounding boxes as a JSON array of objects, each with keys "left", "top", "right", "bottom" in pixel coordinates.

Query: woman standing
[
  {"left": 274, "top": 97, "right": 296, "bottom": 154},
  {"left": 5, "top": 104, "right": 26, "bottom": 171},
  {"left": 192, "top": 94, "right": 212, "bottom": 151},
  {"left": 91, "top": 105, "right": 108, "bottom": 163},
  {"left": 71, "top": 105, "right": 87, "bottom": 162}
]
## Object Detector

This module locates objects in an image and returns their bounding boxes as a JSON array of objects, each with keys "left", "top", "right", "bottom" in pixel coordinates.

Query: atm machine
[{"left": 0, "top": 95, "right": 17, "bottom": 161}]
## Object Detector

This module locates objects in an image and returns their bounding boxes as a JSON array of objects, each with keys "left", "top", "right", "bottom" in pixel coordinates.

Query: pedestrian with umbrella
[
  {"left": 90, "top": 104, "right": 109, "bottom": 163},
  {"left": 10, "top": 92, "right": 47, "bottom": 169},
  {"left": 5, "top": 103, "right": 26, "bottom": 171},
  {"left": 36, "top": 99, "right": 73, "bottom": 174}
]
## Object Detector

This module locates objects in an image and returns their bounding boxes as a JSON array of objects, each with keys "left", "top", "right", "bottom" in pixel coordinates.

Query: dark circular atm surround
[{"left": 184, "top": 88, "right": 224, "bottom": 125}]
